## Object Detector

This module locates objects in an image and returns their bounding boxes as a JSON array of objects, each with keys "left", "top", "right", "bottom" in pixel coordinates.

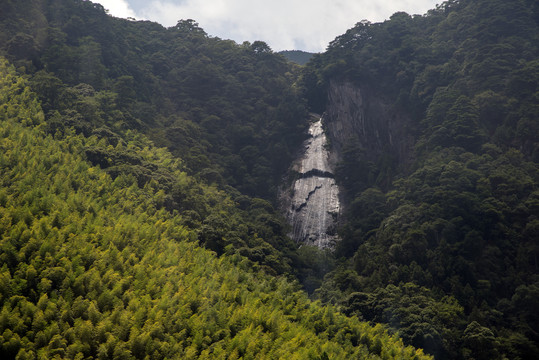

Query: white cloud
[
  {"left": 99, "top": 0, "right": 440, "bottom": 52},
  {"left": 94, "top": 0, "right": 137, "bottom": 19}
]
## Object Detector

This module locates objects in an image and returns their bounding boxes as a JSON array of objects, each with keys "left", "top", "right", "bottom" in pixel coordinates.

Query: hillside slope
[
  {"left": 0, "top": 58, "right": 431, "bottom": 359},
  {"left": 0, "top": 0, "right": 315, "bottom": 277},
  {"left": 1, "top": 0, "right": 538, "bottom": 358},
  {"left": 0, "top": 0, "right": 308, "bottom": 201}
]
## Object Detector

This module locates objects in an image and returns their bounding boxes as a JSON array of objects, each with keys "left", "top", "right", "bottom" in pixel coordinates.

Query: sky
[{"left": 94, "top": 0, "right": 441, "bottom": 52}]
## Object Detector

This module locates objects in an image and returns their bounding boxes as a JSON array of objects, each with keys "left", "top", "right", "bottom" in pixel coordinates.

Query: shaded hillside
[
  {"left": 0, "top": 0, "right": 317, "bottom": 277},
  {"left": 301, "top": 0, "right": 539, "bottom": 359},
  {"left": 0, "top": 0, "right": 308, "bottom": 201}
]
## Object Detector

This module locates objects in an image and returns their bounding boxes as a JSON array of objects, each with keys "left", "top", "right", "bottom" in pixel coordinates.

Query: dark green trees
[{"left": 301, "top": 0, "right": 539, "bottom": 358}]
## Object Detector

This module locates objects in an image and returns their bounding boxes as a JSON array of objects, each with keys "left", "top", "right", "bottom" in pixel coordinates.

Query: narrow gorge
[{"left": 281, "top": 115, "right": 341, "bottom": 248}]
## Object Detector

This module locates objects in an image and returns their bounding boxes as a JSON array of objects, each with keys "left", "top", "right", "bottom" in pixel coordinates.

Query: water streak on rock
[{"left": 283, "top": 116, "right": 340, "bottom": 248}]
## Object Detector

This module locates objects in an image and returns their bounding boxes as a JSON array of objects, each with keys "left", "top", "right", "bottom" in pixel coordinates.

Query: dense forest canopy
[
  {"left": 0, "top": 0, "right": 309, "bottom": 200},
  {"left": 278, "top": 51, "right": 316, "bottom": 65},
  {"left": 0, "top": 0, "right": 538, "bottom": 359}
]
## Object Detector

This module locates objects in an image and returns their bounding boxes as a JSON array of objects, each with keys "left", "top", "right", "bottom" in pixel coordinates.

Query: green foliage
[
  {"left": 278, "top": 50, "right": 316, "bottom": 65},
  {"left": 336, "top": 283, "right": 464, "bottom": 358},
  {"left": 329, "top": 147, "right": 539, "bottom": 359},
  {"left": 2, "top": 0, "right": 538, "bottom": 358},
  {"left": 0, "top": 0, "right": 314, "bottom": 277},
  {"left": 0, "top": 0, "right": 309, "bottom": 202}
]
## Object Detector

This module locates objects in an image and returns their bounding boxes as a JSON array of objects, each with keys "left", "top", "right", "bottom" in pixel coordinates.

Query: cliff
[
  {"left": 280, "top": 81, "right": 416, "bottom": 248},
  {"left": 324, "top": 80, "right": 416, "bottom": 178},
  {"left": 280, "top": 115, "right": 341, "bottom": 248}
]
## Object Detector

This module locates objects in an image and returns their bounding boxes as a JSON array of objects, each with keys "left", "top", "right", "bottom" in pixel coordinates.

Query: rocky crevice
[
  {"left": 298, "top": 169, "right": 334, "bottom": 179},
  {"left": 293, "top": 184, "right": 323, "bottom": 213}
]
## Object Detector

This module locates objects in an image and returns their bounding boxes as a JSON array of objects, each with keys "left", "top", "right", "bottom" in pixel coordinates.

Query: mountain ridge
[{"left": 302, "top": 0, "right": 539, "bottom": 358}]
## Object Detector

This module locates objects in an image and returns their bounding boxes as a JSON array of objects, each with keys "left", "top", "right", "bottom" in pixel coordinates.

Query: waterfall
[{"left": 283, "top": 116, "right": 340, "bottom": 248}]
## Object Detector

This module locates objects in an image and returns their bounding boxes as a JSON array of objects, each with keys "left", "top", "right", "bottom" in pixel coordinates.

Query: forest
[{"left": 0, "top": 0, "right": 538, "bottom": 359}]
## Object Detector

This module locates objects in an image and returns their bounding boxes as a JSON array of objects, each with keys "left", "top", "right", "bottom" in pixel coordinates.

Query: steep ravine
[{"left": 281, "top": 115, "right": 341, "bottom": 248}]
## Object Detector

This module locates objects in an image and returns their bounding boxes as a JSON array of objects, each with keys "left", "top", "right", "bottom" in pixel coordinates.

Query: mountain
[
  {"left": 1, "top": 0, "right": 538, "bottom": 359},
  {"left": 0, "top": 44, "right": 428, "bottom": 360},
  {"left": 301, "top": 0, "right": 539, "bottom": 358},
  {"left": 278, "top": 50, "right": 316, "bottom": 65},
  {"left": 0, "top": 0, "right": 433, "bottom": 359},
  {"left": 0, "top": 0, "right": 313, "bottom": 276}
]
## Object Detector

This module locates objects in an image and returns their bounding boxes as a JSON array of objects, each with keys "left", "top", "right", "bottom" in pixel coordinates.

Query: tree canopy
[
  {"left": 0, "top": 57, "right": 430, "bottom": 359},
  {"left": 302, "top": 0, "right": 539, "bottom": 358}
]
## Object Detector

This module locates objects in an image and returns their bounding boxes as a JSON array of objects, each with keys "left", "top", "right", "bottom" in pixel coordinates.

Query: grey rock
[
  {"left": 325, "top": 80, "right": 415, "bottom": 169},
  {"left": 281, "top": 116, "right": 341, "bottom": 248}
]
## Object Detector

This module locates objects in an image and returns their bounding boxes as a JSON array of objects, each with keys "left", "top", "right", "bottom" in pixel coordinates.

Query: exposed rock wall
[
  {"left": 281, "top": 81, "right": 414, "bottom": 248},
  {"left": 281, "top": 116, "right": 340, "bottom": 248},
  {"left": 325, "top": 80, "right": 415, "bottom": 169}
]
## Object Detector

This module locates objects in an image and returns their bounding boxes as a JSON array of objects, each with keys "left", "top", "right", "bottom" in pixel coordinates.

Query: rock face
[
  {"left": 282, "top": 116, "right": 341, "bottom": 248},
  {"left": 325, "top": 80, "right": 415, "bottom": 169},
  {"left": 281, "top": 81, "right": 414, "bottom": 248}
]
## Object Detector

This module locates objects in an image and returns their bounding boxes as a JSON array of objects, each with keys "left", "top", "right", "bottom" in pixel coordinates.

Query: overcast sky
[{"left": 94, "top": 0, "right": 440, "bottom": 52}]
